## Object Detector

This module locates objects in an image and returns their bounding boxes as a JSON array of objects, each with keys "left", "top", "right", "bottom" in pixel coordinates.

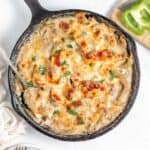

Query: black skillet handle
[{"left": 24, "top": 0, "right": 49, "bottom": 20}]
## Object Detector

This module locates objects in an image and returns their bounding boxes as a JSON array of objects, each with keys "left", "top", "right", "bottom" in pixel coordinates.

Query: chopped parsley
[
  {"left": 61, "top": 37, "right": 65, "bottom": 42},
  {"left": 69, "top": 36, "right": 74, "bottom": 41},
  {"left": 85, "top": 22, "right": 90, "bottom": 25},
  {"left": 99, "top": 79, "right": 105, "bottom": 83},
  {"left": 109, "top": 70, "right": 116, "bottom": 81},
  {"left": 112, "top": 51, "right": 116, "bottom": 55},
  {"left": 39, "top": 66, "right": 47, "bottom": 75},
  {"left": 64, "top": 71, "right": 71, "bottom": 76},
  {"left": 67, "top": 44, "right": 73, "bottom": 48},
  {"left": 89, "top": 62, "right": 95, "bottom": 67},
  {"left": 61, "top": 60, "right": 68, "bottom": 66},
  {"left": 49, "top": 56, "right": 52, "bottom": 60},
  {"left": 68, "top": 109, "right": 77, "bottom": 115},
  {"left": 53, "top": 110, "right": 60, "bottom": 115},
  {"left": 53, "top": 49, "right": 63, "bottom": 54},
  {"left": 26, "top": 81, "right": 33, "bottom": 87},
  {"left": 32, "top": 56, "right": 36, "bottom": 61},
  {"left": 77, "top": 116, "right": 84, "bottom": 124}
]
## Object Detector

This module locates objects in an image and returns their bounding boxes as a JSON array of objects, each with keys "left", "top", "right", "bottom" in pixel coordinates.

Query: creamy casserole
[{"left": 15, "top": 12, "right": 133, "bottom": 135}]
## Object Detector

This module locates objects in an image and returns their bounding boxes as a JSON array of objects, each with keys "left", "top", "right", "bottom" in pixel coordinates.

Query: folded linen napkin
[{"left": 0, "top": 47, "right": 26, "bottom": 149}]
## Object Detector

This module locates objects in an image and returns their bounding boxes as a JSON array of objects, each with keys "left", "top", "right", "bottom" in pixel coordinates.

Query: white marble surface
[{"left": 0, "top": 0, "right": 150, "bottom": 150}]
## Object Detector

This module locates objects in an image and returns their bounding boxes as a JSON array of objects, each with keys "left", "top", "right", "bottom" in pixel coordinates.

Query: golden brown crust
[{"left": 15, "top": 12, "right": 133, "bottom": 135}]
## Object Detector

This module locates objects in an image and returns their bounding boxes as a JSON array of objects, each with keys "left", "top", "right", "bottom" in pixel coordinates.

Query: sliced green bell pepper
[{"left": 120, "top": 0, "right": 150, "bottom": 35}]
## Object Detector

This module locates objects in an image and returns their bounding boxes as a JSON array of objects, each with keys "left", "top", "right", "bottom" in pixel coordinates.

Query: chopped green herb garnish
[
  {"left": 26, "top": 81, "right": 33, "bottom": 87},
  {"left": 112, "top": 51, "right": 116, "bottom": 55},
  {"left": 32, "top": 56, "right": 36, "bottom": 61},
  {"left": 85, "top": 22, "right": 90, "bottom": 25},
  {"left": 70, "top": 36, "right": 74, "bottom": 41},
  {"left": 61, "top": 60, "right": 68, "bottom": 66},
  {"left": 49, "top": 56, "right": 52, "bottom": 60},
  {"left": 53, "top": 49, "right": 63, "bottom": 54},
  {"left": 77, "top": 116, "right": 84, "bottom": 124},
  {"left": 67, "top": 44, "right": 73, "bottom": 48},
  {"left": 89, "top": 62, "right": 95, "bottom": 67},
  {"left": 99, "top": 79, "right": 105, "bottom": 83},
  {"left": 61, "top": 37, "right": 65, "bottom": 42},
  {"left": 53, "top": 110, "right": 60, "bottom": 115},
  {"left": 68, "top": 109, "right": 77, "bottom": 115},
  {"left": 64, "top": 71, "right": 71, "bottom": 76},
  {"left": 39, "top": 66, "right": 47, "bottom": 75},
  {"left": 109, "top": 70, "right": 116, "bottom": 81}
]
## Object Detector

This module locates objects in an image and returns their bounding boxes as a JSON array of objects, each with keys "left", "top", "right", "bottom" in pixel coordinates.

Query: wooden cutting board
[{"left": 111, "top": 0, "right": 150, "bottom": 49}]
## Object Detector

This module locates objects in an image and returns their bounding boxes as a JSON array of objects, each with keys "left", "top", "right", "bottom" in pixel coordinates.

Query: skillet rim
[{"left": 8, "top": 9, "right": 140, "bottom": 141}]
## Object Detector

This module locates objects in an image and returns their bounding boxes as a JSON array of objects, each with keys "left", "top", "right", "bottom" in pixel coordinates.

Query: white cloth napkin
[{"left": 0, "top": 47, "right": 26, "bottom": 149}]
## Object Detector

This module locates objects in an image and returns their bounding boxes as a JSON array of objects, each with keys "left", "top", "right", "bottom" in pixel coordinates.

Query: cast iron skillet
[{"left": 8, "top": 0, "right": 140, "bottom": 141}]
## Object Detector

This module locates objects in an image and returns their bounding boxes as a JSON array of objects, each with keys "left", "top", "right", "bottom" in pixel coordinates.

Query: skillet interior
[{"left": 8, "top": 2, "right": 140, "bottom": 141}]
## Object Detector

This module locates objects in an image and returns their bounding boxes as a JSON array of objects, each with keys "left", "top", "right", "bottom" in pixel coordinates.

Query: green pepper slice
[
  {"left": 120, "top": 0, "right": 150, "bottom": 35},
  {"left": 121, "top": 10, "right": 144, "bottom": 35}
]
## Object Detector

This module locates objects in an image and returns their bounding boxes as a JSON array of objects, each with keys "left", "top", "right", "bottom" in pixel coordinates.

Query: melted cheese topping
[{"left": 16, "top": 12, "right": 133, "bottom": 135}]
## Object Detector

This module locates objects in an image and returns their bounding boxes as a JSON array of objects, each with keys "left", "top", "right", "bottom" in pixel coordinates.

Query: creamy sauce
[{"left": 15, "top": 12, "right": 133, "bottom": 135}]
